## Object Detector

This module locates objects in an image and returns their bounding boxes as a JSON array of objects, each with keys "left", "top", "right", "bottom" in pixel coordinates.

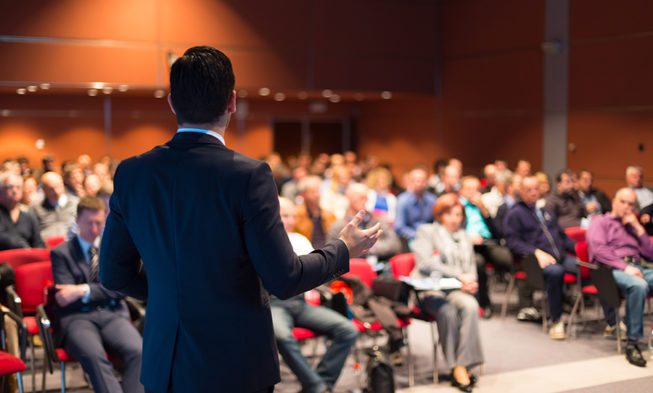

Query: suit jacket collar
[
  {"left": 69, "top": 237, "right": 91, "bottom": 281},
  {"left": 167, "top": 131, "right": 226, "bottom": 148}
]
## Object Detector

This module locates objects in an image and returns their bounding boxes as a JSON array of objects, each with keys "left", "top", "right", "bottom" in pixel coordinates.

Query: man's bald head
[
  {"left": 41, "top": 171, "right": 65, "bottom": 203},
  {"left": 611, "top": 187, "right": 637, "bottom": 218},
  {"left": 346, "top": 183, "right": 369, "bottom": 214}
]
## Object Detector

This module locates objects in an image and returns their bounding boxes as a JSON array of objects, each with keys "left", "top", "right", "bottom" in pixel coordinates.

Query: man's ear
[
  {"left": 227, "top": 90, "right": 237, "bottom": 114},
  {"left": 167, "top": 94, "right": 176, "bottom": 115}
]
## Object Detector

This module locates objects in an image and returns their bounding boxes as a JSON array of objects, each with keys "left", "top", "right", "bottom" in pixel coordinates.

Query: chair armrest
[
  {"left": 575, "top": 259, "right": 597, "bottom": 270},
  {"left": 0, "top": 307, "right": 28, "bottom": 360},
  {"left": 5, "top": 285, "right": 23, "bottom": 318},
  {"left": 35, "top": 304, "right": 57, "bottom": 373}
]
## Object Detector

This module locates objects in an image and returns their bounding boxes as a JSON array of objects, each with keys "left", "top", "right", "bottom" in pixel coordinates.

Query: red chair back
[
  {"left": 575, "top": 241, "right": 591, "bottom": 281},
  {"left": 565, "top": 227, "right": 587, "bottom": 243},
  {"left": 14, "top": 261, "right": 53, "bottom": 314},
  {"left": 389, "top": 253, "right": 415, "bottom": 278},
  {"left": 45, "top": 236, "right": 66, "bottom": 249},
  {"left": 344, "top": 258, "right": 377, "bottom": 288},
  {"left": 0, "top": 248, "right": 51, "bottom": 269}
]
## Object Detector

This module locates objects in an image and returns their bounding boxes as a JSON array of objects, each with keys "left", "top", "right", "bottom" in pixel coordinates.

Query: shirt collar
[
  {"left": 177, "top": 128, "right": 226, "bottom": 146},
  {"left": 76, "top": 235, "right": 92, "bottom": 261}
]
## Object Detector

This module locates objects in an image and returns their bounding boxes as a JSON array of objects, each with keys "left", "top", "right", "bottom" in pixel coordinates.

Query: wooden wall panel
[{"left": 570, "top": 0, "right": 653, "bottom": 40}]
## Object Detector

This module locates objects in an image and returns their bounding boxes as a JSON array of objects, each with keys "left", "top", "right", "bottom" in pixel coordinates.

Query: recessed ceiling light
[
  {"left": 258, "top": 87, "right": 271, "bottom": 96},
  {"left": 88, "top": 89, "right": 98, "bottom": 96},
  {"left": 92, "top": 82, "right": 104, "bottom": 89},
  {"left": 103, "top": 87, "right": 113, "bottom": 94},
  {"left": 118, "top": 84, "right": 129, "bottom": 92},
  {"left": 321, "top": 89, "right": 333, "bottom": 98},
  {"left": 154, "top": 89, "right": 166, "bottom": 98},
  {"left": 237, "top": 89, "right": 248, "bottom": 98},
  {"left": 274, "top": 92, "right": 286, "bottom": 102},
  {"left": 381, "top": 91, "right": 392, "bottom": 100},
  {"left": 27, "top": 85, "right": 38, "bottom": 92},
  {"left": 40, "top": 83, "right": 50, "bottom": 90},
  {"left": 329, "top": 94, "right": 341, "bottom": 103},
  {"left": 16, "top": 88, "right": 26, "bottom": 95}
]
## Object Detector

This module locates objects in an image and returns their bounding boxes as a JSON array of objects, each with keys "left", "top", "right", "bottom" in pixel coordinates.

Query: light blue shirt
[
  {"left": 177, "top": 128, "right": 226, "bottom": 146},
  {"left": 459, "top": 196, "right": 492, "bottom": 239}
]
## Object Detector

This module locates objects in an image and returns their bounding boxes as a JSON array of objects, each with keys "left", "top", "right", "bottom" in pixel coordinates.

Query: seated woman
[{"left": 412, "top": 193, "right": 484, "bottom": 392}]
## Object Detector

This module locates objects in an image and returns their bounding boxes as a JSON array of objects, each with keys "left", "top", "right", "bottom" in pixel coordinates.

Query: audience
[
  {"left": 0, "top": 172, "right": 45, "bottom": 250},
  {"left": 51, "top": 196, "right": 143, "bottom": 393},
  {"left": 320, "top": 165, "right": 351, "bottom": 220},
  {"left": 395, "top": 167, "right": 437, "bottom": 250},
  {"left": 514, "top": 159, "right": 531, "bottom": 177},
  {"left": 544, "top": 169, "right": 587, "bottom": 229},
  {"left": 30, "top": 171, "right": 78, "bottom": 239},
  {"left": 504, "top": 175, "right": 576, "bottom": 338},
  {"left": 412, "top": 194, "right": 484, "bottom": 392},
  {"left": 480, "top": 163, "right": 496, "bottom": 194},
  {"left": 481, "top": 168, "right": 508, "bottom": 217},
  {"left": 458, "top": 176, "right": 512, "bottom": 318},
  {"left": 587, "top": 188, "right": 653, "bottom": 367},
  {"left": 435, "top": 165, "right": 461, "bottom": 197},
  {"left": 272, "top": 197, "right": 358, "bottom": 393},
  {"left": 294, "top": 176, "right": 337, "bottom": 248},
  {"left": 493, "top": 173, "right": 522, "bottom": 239}
]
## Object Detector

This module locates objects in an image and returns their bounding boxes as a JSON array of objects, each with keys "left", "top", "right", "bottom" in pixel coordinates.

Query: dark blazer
[
  {"left": 50, "top": 237, "right": 128, "bottom": 345},
  {"left": 99, "top": 132, "right": 350, "bottom": 393}
]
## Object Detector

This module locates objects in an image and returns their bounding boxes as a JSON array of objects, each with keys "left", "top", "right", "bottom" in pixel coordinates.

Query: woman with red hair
[{"left": 412, "top": 193, "right": 484, "bottom": 392}]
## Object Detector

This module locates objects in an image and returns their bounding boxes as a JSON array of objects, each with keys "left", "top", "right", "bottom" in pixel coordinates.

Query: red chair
[
  {"left": 564, "top": 227, "right": 587, "bottom": 243},
  {"left": 7, "top": 261, "right": 52, "bottom": 392},
  {"left": 566, "top": 242, "right": 600, "bottom": 338},
  {"left": 44, "top": 236, "right": 66, "bottom": 249},
  {"left": 0, "top": 249, "right": 50, "bottom": 270},
  {"left": 0, "top": 308, "right": 27, "bottom": 393}
]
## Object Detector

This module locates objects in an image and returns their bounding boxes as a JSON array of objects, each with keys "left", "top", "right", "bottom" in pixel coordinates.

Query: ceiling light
[
  {"left": 237, "top": 89, "right": 248, "bottom": 98},
  {"left": 88, "top": 89, "right": 98, "bottom": 96},
  {"left": 103, "top": 87, "right": 113, "bottom": 94},
  {"left": 321, "top": 89, "right": 333, "bottom": 98},
  {"left": 154, "top": 89, "right": 166, "bottom": 98},
  {"left": 274, "top": 92, "right": 286, "bottom": 102},
  {"left": 329, "top": 94, "right": 341, "bottom": 103},
  {"left": 381, "top": 91, "right": 392, "bottom": 100},
  {"left": 258, "top": 87, "right": 271, "bottom": 96},
  {"left": 16, "top": 88, "right": 26, "bottom": 95},
  {"left": 27, "top": 85, "right": 38, "bottom": 92},
  {"left": 118, "top": 84, "right": 129, "bottom": 92},
  {"left": 40, "top": 83, "right": 50, "bottom": 90},
  {"left": 92, "top": 82, "right": 104, "bottom": 89}
]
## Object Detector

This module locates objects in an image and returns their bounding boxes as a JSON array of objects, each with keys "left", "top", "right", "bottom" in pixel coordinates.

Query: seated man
[
  {"left": 328, "top": 182, "right": 401, "bottom": 264},
  {"left": 626, "top": 166, "right": 653, "bottom": 210},
  {"left": 458, "top": 176, "right": 513, "bottom": 318},
  {"left": 30, "top": 171, "right": 78, "bottom": 239},
  {"left": 587, "top": 188, "right": 653, "bottom": 367},
  {"left": 576, "top": 169, "right": 611, "bottom": 217},
  {"left": 544, "top": 169, "right": 586, "bottom": 229},
  {"left": 504, "top": 175, "right": 576, "bottom": 339},
  {"left": 273, "top": 197, "right": 358, "bottom": 393},
  {"left": 51, "top": 196, "right": 143, "bottom": 393},
  {"left": 294, "top": 176, "right": 337, "bottom": 249},
  {"left": 395, "top": 167, "right": 437, "bottom": 250},
  {"left": 0, "top": 172, "right": 45, "bottom": 250}
]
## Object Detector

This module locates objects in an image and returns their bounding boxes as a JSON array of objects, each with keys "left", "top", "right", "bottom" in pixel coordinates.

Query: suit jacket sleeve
[
  {"left": 241, "top": 163, "right": 349, "bottom": 299},
  {"left": 99, "top": 184, "right": 148, "bottom": 300}
]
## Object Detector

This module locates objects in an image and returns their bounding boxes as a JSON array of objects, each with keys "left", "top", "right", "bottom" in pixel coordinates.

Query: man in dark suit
[
  {"left": 51, "top": 196, "right": 143, "bottom": 393},
  {"left": 99, "top": 46, "right": 381, "bottom": 393}
]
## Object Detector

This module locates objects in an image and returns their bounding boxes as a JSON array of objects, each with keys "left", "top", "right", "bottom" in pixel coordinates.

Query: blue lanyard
[{"left": 177, "top": 128, "right": 225, "bottom": 145}]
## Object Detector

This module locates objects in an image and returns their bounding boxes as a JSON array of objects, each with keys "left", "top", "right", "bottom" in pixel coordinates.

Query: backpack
[{"left": 365, "top": 346, "right": 395, "bottom": 393}]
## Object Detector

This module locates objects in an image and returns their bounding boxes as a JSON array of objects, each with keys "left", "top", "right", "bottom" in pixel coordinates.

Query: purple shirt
[{"left": 586, "top": 212, "right": 653, "bottom": 270}]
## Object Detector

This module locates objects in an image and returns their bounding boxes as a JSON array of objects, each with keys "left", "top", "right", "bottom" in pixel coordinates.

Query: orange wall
[{"left": 567, "top": 0, "right": 653, "bottom": 195}]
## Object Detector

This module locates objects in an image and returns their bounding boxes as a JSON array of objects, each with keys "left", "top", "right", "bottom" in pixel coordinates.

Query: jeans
[
  {"left": 271, "top": 298, "right": 358, "bottom": 393},
  {"left": 612, "top": 264, "right": 653, "bottom": 341}
]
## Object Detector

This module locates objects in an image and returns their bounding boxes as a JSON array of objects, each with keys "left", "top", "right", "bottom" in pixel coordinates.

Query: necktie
[{"left": 88, "top": 246, "right": 99, "bottom": 283}]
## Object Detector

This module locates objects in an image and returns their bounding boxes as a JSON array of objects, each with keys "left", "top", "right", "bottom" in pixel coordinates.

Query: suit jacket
[
  {"left": 99, "top": 132, "right": 349, "bottom": 393},
  {"left": 50, "top": 237, "right": 128, "bottom": 346}
]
